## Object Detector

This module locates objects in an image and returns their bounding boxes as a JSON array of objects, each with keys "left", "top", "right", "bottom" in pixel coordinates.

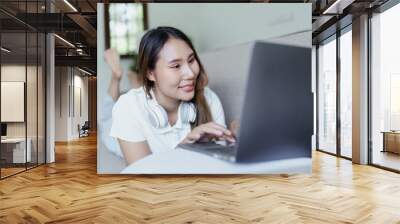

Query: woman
[{"left": 110, "top": 26, "right": 237, "bottom": 165}]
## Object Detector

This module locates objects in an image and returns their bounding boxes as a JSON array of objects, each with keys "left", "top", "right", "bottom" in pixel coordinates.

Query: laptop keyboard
[
  {"left": 190, "top": 142, "right": 235, "bottom": 150},
  {"left": 178, "top": 141, "right": 237, "bottom": 162}
]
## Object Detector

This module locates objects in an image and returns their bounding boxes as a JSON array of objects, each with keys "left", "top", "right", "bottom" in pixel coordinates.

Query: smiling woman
[{"left": 109, "top": 27, "right": 235, "bottom": 165}]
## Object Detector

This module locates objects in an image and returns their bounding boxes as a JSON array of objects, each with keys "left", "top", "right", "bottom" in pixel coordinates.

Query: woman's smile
[{"left": 179, "top": 83, "right": 195, "bottom": 92}]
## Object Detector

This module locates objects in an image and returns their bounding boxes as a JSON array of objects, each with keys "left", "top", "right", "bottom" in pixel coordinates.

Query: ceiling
[
  {"left": 0, "top": 0, "right": 98, "bottom": 74},
  {"left": 311, "top": 0, "right": 390, "bottom": 43},
  {"left": 1, "top": 0, "right": 395, "bottom": 74}
]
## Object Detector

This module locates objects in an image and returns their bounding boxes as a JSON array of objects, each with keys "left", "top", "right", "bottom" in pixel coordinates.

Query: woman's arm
[
  {"left": 108, "top": 76, "right": 122, "bottom": 102},
  {"left": 104, "top": 48, "right": 124, "bottom": 101},
  {"left": 118, "top": 139, "right": 152, "bottom": 165}
]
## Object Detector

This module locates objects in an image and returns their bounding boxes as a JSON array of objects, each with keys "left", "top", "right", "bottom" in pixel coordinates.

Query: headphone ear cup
[
  {"left": 180, "top": 102, "right": 197, "bottom": 124},
  {"left": 188, "top": 103, "right": 197, "bottom": 123},
  {"left": 153, "top": 104, "right": 169, "bottom": 128},
  {"left": 147, "top": 100, "right": 169, "bottom": 129}
]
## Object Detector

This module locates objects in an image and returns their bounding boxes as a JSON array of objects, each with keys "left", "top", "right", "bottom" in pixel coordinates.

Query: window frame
[
  {"left": 368, "top": 0, "right": 400, "bottom": 173},
  {"left": 315, "top": 23, "right": 353, "bottom": 161}
]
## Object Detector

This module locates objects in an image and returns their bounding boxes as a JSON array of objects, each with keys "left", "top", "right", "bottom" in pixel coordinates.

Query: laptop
[{"left": 178, "top": 41, "right": 313, "bottom": 163}]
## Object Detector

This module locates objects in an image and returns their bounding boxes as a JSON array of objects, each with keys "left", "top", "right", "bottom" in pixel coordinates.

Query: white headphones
[{"left": 145, "top": 91, "right": 197, "bottom": 129}]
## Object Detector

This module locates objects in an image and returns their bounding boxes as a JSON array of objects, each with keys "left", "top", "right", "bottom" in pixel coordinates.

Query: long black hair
[{"left": 137, "top": 26, "right": 212, "bottom": 126}]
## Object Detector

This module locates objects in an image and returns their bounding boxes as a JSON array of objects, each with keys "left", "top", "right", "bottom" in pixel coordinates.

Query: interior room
[
  {"left": 0, "top": 0, "right": 400, "bottom": 223},
  {"left": 0, "top": 2, "right": 46, "bottom": 178},
  {"left": 370, "top": 3, "right": 400, "bottom": 171},
  {"left": 0, "top": 0, "right": 97, "bottom": 179}
]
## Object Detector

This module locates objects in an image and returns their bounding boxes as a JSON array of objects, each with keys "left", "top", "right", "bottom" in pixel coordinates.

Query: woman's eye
[
  {"left": 188, "top": 58, "right": 195, "bottom": 63},
  {"left": 171, "top": 64, "right": 180, "bottom": 69}
]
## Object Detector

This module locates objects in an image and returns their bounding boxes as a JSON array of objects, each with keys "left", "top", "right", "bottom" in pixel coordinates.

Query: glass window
[
  {"left": 339, "top": 28, "right": 352, "bottom": 158},
  {"left": 318, "top": 36, "right": 337, "bottom": 155},
  {"left": 0, "top": 1, "right": 46, "bottom": 179},
  {"left": 108, "top": 3, "right": 146, "bottom": 55},
  {"left": 371, "top": 3, "right": 400, "bottom": 171},
  {"left": 1, "top": 31, "right": 28, "bottom": 178},
  {"left": 27, "top": 31, "right": 38, "bottom": 169}
]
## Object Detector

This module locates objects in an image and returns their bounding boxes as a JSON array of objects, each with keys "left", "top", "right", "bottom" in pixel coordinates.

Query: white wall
[
  {"left": 1, "top": 64, "right": 47, "bottom": 164},
  {"left": 54, "top": 67, "right": 89, "bottom": 141},
  {"left": 72, "top": 73, "right": 89, "bottom": 138},
  {"left": 55, "top": 66, "right": 68, "bottom": 141},
  {"left": 1, "top": 66, "right": 26, "bottom": 132},
  {"left": 1, "top": 65, "right": 40, "bottom": 137},
  {"left": 148, "top": 3, "right": 310, "bottom": 53}
]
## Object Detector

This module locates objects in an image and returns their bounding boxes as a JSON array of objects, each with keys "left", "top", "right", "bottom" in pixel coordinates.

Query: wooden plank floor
[
  {"left": 1, "top": 134, "right": 400, "bottom": 223},
  {"left": 1, "top": 167, "right": 26, "bottom": 178}
]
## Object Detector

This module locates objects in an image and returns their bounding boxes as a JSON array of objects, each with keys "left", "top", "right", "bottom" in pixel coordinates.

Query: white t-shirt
[
  {"left": 100, "top": 93, "right": 121, "bottom": 157},
  {"left": 110, "top": 86, "right": 226, "bottom": 154}
]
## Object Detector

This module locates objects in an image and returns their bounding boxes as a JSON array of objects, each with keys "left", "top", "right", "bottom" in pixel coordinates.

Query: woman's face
[{"left": 147, "top": 37, "right": 200, "bottom": 102}]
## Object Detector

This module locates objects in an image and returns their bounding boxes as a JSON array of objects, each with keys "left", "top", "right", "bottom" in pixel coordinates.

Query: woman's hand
[
  {"left": 104, "top": 48, "right": 123, "bottom": 80},
  {"left": 181, "top": 122, "right": 236, "bottom": 144},
  {"left": 229, "top": 120, "right": 240, "bottom": 138}
]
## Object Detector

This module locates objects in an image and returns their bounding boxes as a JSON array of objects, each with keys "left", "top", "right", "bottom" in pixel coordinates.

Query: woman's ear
[{"left": 147, "top": 71, "right": 156, "bottom": 82}]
